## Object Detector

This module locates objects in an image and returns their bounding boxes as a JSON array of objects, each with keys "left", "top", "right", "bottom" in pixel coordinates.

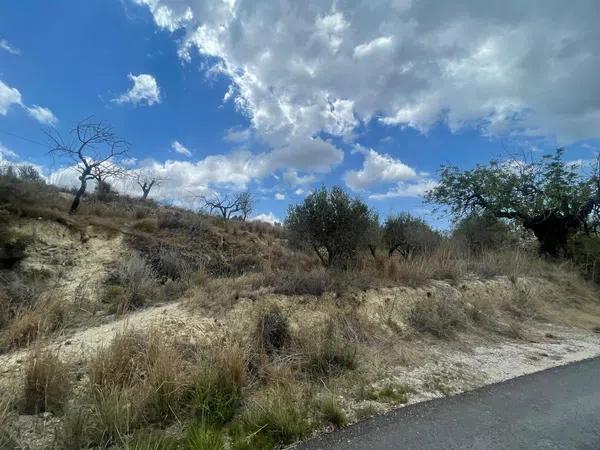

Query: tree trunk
[
  {"left": 142, "top": 189, "right": 150, "bottom": 200},
  {"left": 524, "top": 214, "right": 573, "bottom": 257},
  {"left": 69, "top": 177, "right": 88, "bottom": 214}
]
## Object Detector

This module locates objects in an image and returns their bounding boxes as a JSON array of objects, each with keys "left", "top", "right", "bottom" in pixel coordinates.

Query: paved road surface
[{"left": 299, "top": 357, "right": 600, "bottom": 450}]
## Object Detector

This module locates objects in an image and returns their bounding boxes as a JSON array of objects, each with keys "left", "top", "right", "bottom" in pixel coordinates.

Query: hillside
[{"left": 1, "top": 174, "right": 600, "bottom": 449}]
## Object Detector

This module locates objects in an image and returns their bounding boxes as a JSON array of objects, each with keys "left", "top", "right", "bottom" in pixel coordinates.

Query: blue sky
[{"left": 1, "top": 0, "right": 598, "bottom": 227}]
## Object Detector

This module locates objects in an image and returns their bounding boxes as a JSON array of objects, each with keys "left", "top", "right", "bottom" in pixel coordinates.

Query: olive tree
[
  {"left": 383, "top": 213, "right": 440, "bottom": 257},
  {"left": 285, "top": 186, "right": 379, "bottom": 268},
  {"left": 427, "top": 149, "right": 600, "bottom": 256}
]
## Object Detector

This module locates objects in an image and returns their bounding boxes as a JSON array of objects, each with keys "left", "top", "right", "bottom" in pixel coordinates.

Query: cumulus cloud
[
  {"left": 113, "top": 73, "right": 161, "bottom": 106},
  {"left": 0, "top": 80, "right": 22, "bottom": 115},
  {"left": 25, "top": 105, "right": 58, "bottom": 126},
  {"left": 171, "top": 140, "right": 192, "bottom": 157},
  {"left": 345, "top": 145, "right": 417, "bottom": 191},
  {"left": 134, "top": 0, "right": 600, "bottom": 144},
  {"left": 0, "top": 80, "right": 57, "bottom": 124},
  {"left": 0, "top": 39, "right": 19, "bottom": 55},
  {"left": 369, "top": 179, "right": 439, "bottom": 200},
  {"left": 275, "top": 192, "right": 285, "bottom": 200},
  {"left": 344, "top": 145, "right": 435, "bottom": 199},
  {"left": 251, "top": 212, "right": 281, "bottom": 225}
]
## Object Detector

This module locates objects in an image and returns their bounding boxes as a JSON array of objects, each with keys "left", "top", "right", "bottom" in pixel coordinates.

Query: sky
[{"left": 0, "top": 0, "right": 599, "bottom": 227}]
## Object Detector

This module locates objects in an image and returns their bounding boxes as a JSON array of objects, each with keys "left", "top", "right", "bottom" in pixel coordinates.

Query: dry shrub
[
  {"left": 131, "top": 218, "right": 157, "bottom": 233},
  {"left": 273, "top": 268, "right": 333, "bottom": 296},
  {"left": 406, "top": 292, "right": 469, "bottom": 338},
  {"left": 0, "top": 398, "right": 16, "bottom": 449},
  {"left": 0, "top": 295, "right": 66, "bottom": 351},
  {"left": 151, "top": 246, "right": 194, "bottom": 281},
  {"left": 21, "top": 348, "right": 71, "bottom": 414},
  {"left": 104, "top": 254, "right": 160, "bottom": 312},
  {"left": 301, "top": 318, "right": 358, "bottom": 377},
  {"left": 505, "top": 285, "right": 539, "bottom": 319},
  {"left": 88, "top": 330, "right": 190, "bottom": 425},
  {"left": 256, "top": 308, "right": 291, "bottom": 354}
]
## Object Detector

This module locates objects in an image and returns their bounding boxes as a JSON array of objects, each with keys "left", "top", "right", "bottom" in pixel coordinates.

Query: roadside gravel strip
[{"left": 299, "top": 357, "right": 600, "bottom": 450}]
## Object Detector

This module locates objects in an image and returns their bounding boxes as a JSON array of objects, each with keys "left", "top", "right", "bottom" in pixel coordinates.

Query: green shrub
[
  {"left": 317, "top": 396, "right": 347, "bottom": 428},
  {"left": 237, "top": 386, "right": 311, "bottom": 445}
]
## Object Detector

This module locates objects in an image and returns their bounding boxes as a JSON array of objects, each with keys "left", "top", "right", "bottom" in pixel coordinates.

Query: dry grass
[
  {"left": 21, "top": 347, "right": 71, "bottom": 414},
  {"left": 0, "top": 294, "right": 66, "bottom": 351},
  {"left": 406, "top": 292, "right": 469, "bottom": 338}
]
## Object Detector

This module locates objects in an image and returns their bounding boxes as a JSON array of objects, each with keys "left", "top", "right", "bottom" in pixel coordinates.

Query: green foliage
[
  {"left": 383, "top": 213, "right": 440, "bottom": 257},
  {"left": 453, "top": 213, "right": 516, "bottom": 253},
  {"left": 427, "top": 149, "right": 599, "bottom": 255},
  {"left": 286, "top": 186, "right": 379, "bottom": 268}
]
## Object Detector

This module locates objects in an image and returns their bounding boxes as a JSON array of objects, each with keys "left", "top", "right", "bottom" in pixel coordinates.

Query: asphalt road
[{"left": 299, "top": 357, "right": 600, "bottom": 450}]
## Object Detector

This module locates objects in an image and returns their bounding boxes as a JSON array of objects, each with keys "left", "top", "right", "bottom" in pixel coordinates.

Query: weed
[
  {"left": 186, "top": 423, "right": 225, "bottom": 450},
  {"left": 191, "top": 344, "right": 246, "bottom": 426},
  {"left": 273, "top": 269, "right": 333, "bottom": 296},
  {"left": 256, "top": 308, "right": 290, "bottom": 354},
  {"left": 317, "top": 396, "right": 347, "bottom": 428},
  {"left": 124, "top": 429, "right": 179, "bottom": 450},
  {"left": 21, "top": 348, "right": 71, "bottom": 414},
  {"left": 407, "top": 293, "right": 468, "bottom": 338},
  {"left": 305, "top": 323, "right": 357, "bottom": 377},
  {"left": 132, "top": 219, "right": 158, "bottom": 233},
  {"left": 237, "top": 385, "right": 312, "bottom": 445}
]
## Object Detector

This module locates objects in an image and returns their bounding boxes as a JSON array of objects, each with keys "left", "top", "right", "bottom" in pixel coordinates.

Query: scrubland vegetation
[{"left": 0, "top": 147, "right": 600, "bottom": 449}]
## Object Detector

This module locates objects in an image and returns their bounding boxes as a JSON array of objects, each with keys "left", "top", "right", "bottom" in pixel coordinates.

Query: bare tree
[
  {"left": 200, "top": 192, "right": 254, "bottom": 221},
  {"left": 135, "top": 170, "right": 166, "bottom": 200},
  {"left": 47, "top": 119, "right": 129, "bottom": 214},
  {"left": 236, "top": 192, "right": 254, "bottom": 221}
]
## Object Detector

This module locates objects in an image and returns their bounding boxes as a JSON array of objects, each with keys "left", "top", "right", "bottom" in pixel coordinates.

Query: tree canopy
[
  {"left": 427, "top": 149, "right": 600, "bottom": 256},
  {"left": 285, "top": 186, "right": 378, "bottom": 268}
]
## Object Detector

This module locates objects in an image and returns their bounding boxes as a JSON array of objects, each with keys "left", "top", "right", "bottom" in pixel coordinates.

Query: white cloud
[
  {"left": 0, "top": 80, "right": 57, "bottom": 124},
  {"left": 345, "top": 145, "right": 417, "bottom": 191},
  {"left": 0, "top": 80, "right": 22, "bottom": 115},
  {"left": 0, "top": 39, "right": 20, "bottom": 55},
  {"left": 171, "top": 140, "right": 192, "bottom": 157},
  {"left": 135, "top": 0, "right": 600, "bottom": 144},
  {"left": 224, "top": 126, "right": 251, "bottom": 143},
  {"left": 0, "top": 143, "right": 18, "bottom": 162},
  {"left": 113, "top": 73, "right": 161, "bottom": 106},
  {"left": 275, "top": 192, "right": 285, "bottom": 200},
  {"left": 282, "top": 170, "right": 317, "bottom": 187},
  {"left": 369, "top": 179, "right": 439, "bottom": 200},
  {"left": 294, "top": 188, "right": 305, "bottom": 196},
  {"left": 26, "top": 105, "right": 58, "bottom": 126},
  {"left": 251, "top": 212, "right": 280, "bottom": 225}
]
